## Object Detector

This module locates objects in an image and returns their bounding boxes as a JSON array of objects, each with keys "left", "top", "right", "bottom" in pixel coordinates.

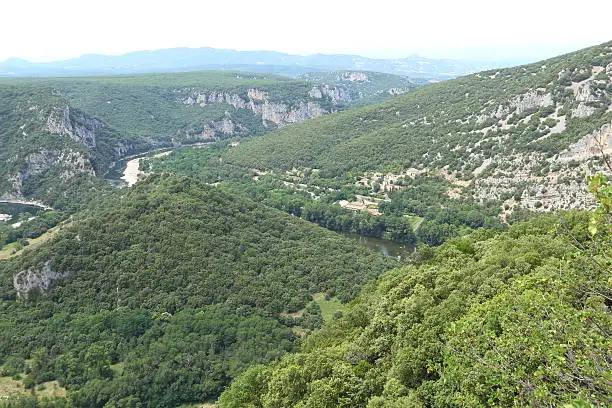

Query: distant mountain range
[{"left": 0, "top": 47, "right": 512, "bottom": 80}]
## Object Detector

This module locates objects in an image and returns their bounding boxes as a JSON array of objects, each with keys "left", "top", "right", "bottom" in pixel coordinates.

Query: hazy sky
[{"left": 2, "top": 0, "right": 610, "bottom": 62}]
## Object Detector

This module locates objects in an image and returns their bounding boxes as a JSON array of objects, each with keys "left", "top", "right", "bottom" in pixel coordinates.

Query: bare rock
[
  {"left": 571, "top": 102, "right": 596, "bottom": 118},
  {"left": 510, "top": 90, "right": 553, "bottom": 115},
  {"left": 13, "top": 260, "right": 67, "bottom": 299},
  {"left": 45, "top": 106, "right": 103, "bottom": 149}
]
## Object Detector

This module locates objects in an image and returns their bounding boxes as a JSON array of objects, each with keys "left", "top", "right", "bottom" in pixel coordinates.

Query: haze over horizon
[{"left": 3, "top": 0, "right": 610, "bottom": 64}]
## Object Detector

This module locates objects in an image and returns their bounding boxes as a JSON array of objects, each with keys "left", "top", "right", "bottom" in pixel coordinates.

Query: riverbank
[
  {"left": 111, "top": 142, "right": 213, "bottom": 187},
  {"left": 0, "top": 199, "right": 53, "bottom": 210},
  {"left": 120, "top": 158, "right": 143, "bottom": 186}
]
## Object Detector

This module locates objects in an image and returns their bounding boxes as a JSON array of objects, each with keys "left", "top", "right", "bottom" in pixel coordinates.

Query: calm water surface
[{"left": 343, "top": 233, "right": 415, "bottom": 259}]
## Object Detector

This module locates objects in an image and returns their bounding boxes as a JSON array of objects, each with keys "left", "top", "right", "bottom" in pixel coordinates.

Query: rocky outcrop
[
  {"left": 510, "top": 90, "right": 553, "bottom": 114},
  {"left": 571, "top": 102, "right": 596, "bottom": 118},
  {"left": 181, "top": 86, "right": 354, "bottom": 128},
  {"left": 45, "top": 106, "right": 104, "bottom": 149},
  {"left": 256, "top": 101, "right": 327, "bottom": 125},
  {"left": 13, "top": 260, "right": 67, "bottom": 299},
  {"left": 573, "top": 82, "right": 598, "bottom": 103},
  {"left": 247, "top": 89, "right": 266, "bottom": 100},
  {"left": 339, "top": 72, "right": 370, "bottom": 82},
  {"left": 470, "top": 145, "right": 605, "bottom": 212},
  {"left": 7, "top": 148, "right": 94, "bottom": 197},
  {"left": 558, "top": 122, "right": 612, "bottom": 162},
  {"left": 386, "top": 88, "right": 410, "bottom": 96},
  {"left": 114, "top": 140, "right": 135, "bottom": 157},
  {"left": 184, "top": 90, "right": 251, "bottom": 109},
  {"left": 308, "top": 85, "right": 353, "bottom": 103},
  {"left": 199, "top": 117, "right": 243, "bottom": 139}
]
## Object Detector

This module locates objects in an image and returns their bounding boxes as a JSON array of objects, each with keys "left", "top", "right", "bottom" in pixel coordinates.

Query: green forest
[
  {"left": 219, "top": 208, "right": 611, "bottom": 407},
  {"left": 0, "top": 176, "right": 397, "bottom": 407},
  {"left": 147, "top": 145, "right": 519, "bottom": 247},
  {"left": 0, "top": 41, "right": 610, "bottom": 408}
]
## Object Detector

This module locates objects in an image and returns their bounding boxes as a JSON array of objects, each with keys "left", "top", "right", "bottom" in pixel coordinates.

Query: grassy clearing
[
  {"left": 0, "top": 222, "right": 67, "bottom": 260},
  {"left": 312, "top": 293, "right": 344, "bottom": 323},
  {"left": 405, "top": 215, "right": 425, "bottom": 230},
  {"left": 279, "top": 310, "right": 303, "bottom": 318},
  {"left": 292, "top": 327, "right": 309, "bottom": 337},
  {"left": 0, "top": 375, "right": 24, "bottom": 397},
  {"left": 0, "top": 242, "right": 20, "bottom": 260},
  {"left": 110, "top": 362, "right": 125, "bottom": 376},
  {"left": 0, "top": 376, "right": 66, "bottom": 399},
  {"left": 35, "top": 381, "right": 66, "bottom": 398}
]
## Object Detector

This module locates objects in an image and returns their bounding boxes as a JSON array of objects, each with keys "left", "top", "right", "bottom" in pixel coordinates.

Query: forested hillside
[
  {"left": 147, "top": 145, "right": 507, "bottom": 247},
  {"left": 0, "top": 42, "right": 610, "bottom": 408},
  {"left": 219, "top": 207, "right": 611, "bottom": 407},
  {"left": 0, "top": 70, "right": 418, "bottom": 203},
  {"left": 0, "top": 175, "right": 397, "bottom": 406},
  {"left": 224, "top": 41, "right": 612, "bottom": 212}
]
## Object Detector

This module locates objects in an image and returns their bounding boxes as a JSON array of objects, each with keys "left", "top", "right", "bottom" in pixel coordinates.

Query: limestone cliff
[
  {"left": 181, "top": 86, "right": 353, "bottom": 131},
  {"left": 1, "top": 105, "right": 106, "bottom": 199},
  {"left": 44, "top": 105, "right": 103, "bottom": 149},
  {"left": 13, "top": 260, "right": 67, "bottom": 299},
  {"left": 5, "top": 148, "right": 95, "bottom": 198}
]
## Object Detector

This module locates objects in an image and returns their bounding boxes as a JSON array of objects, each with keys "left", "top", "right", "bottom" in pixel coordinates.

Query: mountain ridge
[
  {"left": 0, "top": 46, "right": 511, "bottom": 80},
  {"left": 222, "top": 40, "right": 612, "bottom": 213},
  {"left": 0, "top": 69, "right": 419, "bottom": 205}
]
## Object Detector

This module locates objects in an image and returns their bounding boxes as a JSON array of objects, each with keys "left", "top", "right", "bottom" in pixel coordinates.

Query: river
[
  {"left": 110, "top": 145, "right": 415, "bottom": 260},
  {"left": 0, "top": 202, "right": 48, "bottom": 225},
  {"left": 343, "top": 233, "right": 415, "bottom": 259},
  {"left": 120, "top": 158, "right": 143, "bottom": 186},
  {"left": 0, "top": 199, "right": 52, "bottom": 210}
]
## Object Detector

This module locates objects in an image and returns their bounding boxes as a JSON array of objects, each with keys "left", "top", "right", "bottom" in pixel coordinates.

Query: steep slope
[
  {"left": 224, "top": 41, "right": 612, "bottom": 212},
  {"left": 219, "top": 210, "right": 611, "bottom": 407},
  {"left": 0, "top": 84, "right": 103, "bottom": 200},
  {"left": 0, "top": 175, "right": 397, "bottom": 406},
  {"left": 0, "top": 71, "right": 419, "bottom": 204}
]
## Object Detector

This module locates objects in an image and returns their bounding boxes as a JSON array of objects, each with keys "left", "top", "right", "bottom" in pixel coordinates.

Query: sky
[{"left": 1, "top": 0, "right": 610, "bottom": 63}]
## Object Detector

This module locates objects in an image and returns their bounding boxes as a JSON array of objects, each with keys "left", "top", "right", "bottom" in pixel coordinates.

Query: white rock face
[
  {"left": 308, "top": 85, "right": 352, "bottom": 103},
  {"left": 339, "top": 72, "right": 370, "bottom": 82},
  {"left": 572, "top": 102, "right": 596, "bottom": 118},
  {"left": 387, "top": 88, "right": 410, "bottom": 96},
  {"left": 308, "top": 87, "right": 323, "bottom": 99},
  {"left": 181, "top": 87, "right": 353, "bottom": 128},
  {"left": 510, "top": 91, "right": 553, "bottom": 114},
  {"left": 13, "top": 260, "right": 67, "bottom": 298},
  {"left": 45, "top": 106, "right": 103, "bottom": 149},
  {"left": 255, "top": 101, "right": 327, "bottom": 125},
  {"left": 573, "top": 82, "right": 598, "bottom": 102},
  {"left": 215, "top": 117, "right": 235, "bottom": 134},
  {"left": 558, "top": 123, "right": 612, "bottom": 163},
  {"left": 7, "top": 148, "right": 95, "bottom": 197},
  {"left": 247, "top": 89, "right": 266, "bottom": 100}
]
